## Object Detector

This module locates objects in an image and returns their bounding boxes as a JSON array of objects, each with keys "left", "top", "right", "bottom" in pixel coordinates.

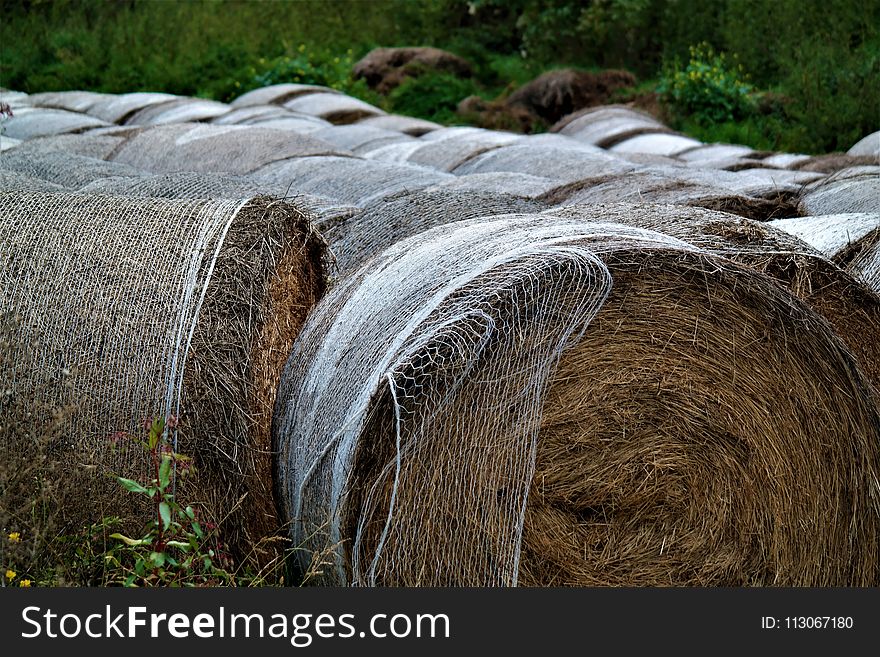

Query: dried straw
[{"left": 274, "top": 210, "right": 880, "bottom": 586}]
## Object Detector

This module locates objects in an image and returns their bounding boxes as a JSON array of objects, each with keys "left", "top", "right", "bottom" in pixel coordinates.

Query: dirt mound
[
  {"left": 505, "top": 68, "right": 636, "bottom": 125},
  {"left": 353, "top": 47, "right": 473, "bottom": 94}
]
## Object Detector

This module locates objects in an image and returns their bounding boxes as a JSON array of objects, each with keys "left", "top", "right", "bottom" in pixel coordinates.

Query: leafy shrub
[
  {"left": 657, "top": 43, "right": 756, "bottom": 125},
  {"left": 387, "top": 70, "right": 481, "bottom": 124}
]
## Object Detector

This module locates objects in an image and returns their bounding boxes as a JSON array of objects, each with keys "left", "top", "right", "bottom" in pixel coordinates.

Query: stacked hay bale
[
  {"left": 274, "top": 209, "right": 880, "bottom": 587},
  {"left": 0, "top": 191, "right": 328, "bottom": 562}
]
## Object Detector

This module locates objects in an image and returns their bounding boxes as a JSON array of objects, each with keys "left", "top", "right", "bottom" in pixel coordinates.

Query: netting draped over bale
[
  {"left": 0, "top": 170, "right": 66, "bottom": 192},
  {"left": 324, "top": 188, "right": 547, "bottom": 274},
  {"left": 356, "top": 114, "right": 441, "bottom": 137},
  {"left": 26, "top": 90, "right": 110, "bottom": 113},
  {"left": 274, "top": 210, "right": 880, "bottom": 586},
  {"left": 79, "top": 171, "right": 360, "bottom": 230},
  {"left": 124, "top": 98, "right": 230, "bottom": 126},
  {"left": 248, "top": 155, "right": 453, "bottom": 207},
  {"left": 108, "top": 123, "right": 348, "bottom": 174},
  {"left": 553, "top": 105, "right": 671, "bottom": 148},
  {"left": 0, "top": 191, "right": 327, "bottom": 560},
  {"left": 797, "top": 169, "right": 880, "bottom": 215},
  {"left": 1, "top": 107, "right": 110, "bottom": 140},
  {"left": 610, "top": 133, "right": 703, "bottom": 157},
  {"left": 87, "top": 92, "right": 180, "bottom": 124},
  {"left": 282, "top": 93, "right": 386, "bottom": 125},
  {"left": 9, "top": 132, "right": 134, "bottom": 160},
  {"left": 0, "top": 150, "right": 144, "bottom": 189},
  {"left": 770, "top": 213, "right": 880, "bottom": 295},
  {"left": 229, "top": 84, "right": 340, "bottom": 109},
  {"left": 548, "top": 203, "right": 880, "bottom": 392},
  {"left": 848, "top": 131, "right": 880, "bottom": 158},
  {"left": 451, "top": 143, "right": 636, "bottom": 181}
]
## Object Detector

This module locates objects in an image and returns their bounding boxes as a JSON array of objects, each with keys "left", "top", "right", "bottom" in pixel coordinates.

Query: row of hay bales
[{"left": 1, "top": 83, "right": 879, "bottom": 585}]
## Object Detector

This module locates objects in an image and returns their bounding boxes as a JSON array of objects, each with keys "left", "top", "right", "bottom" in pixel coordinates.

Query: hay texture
[
  {"left": 274, "top": 210, "right": 880, "bottom": 586},
  {"left": 770, "top": 213, "right": 880, "bottom": 294},
  {"left": 229, "top": 84, "right": 341, "bottom": 109},
  {"left": 0, "top": 191, "right": 327, "bottom": 558},
  {"left": 550, "top": 203, "right": 880, "bottom": 392}
]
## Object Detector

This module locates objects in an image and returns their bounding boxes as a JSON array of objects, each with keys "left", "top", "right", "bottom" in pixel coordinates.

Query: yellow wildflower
[
  {"left": 5, "top": 569, "right": 16, "bottom": 580},
  {"left": 8, "top": 532, "right": 21, "bottom": 543},
  {"left": 19, "top": 579, "right": 31, "bottom": 587}
]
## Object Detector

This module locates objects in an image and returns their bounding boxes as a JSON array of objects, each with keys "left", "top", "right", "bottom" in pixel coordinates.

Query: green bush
[
  {"left": 387, "top": 70, "right": 481, "bottom": 124},
  {"left": 657, "top": 43, "right": 756, "bottom": 125}
]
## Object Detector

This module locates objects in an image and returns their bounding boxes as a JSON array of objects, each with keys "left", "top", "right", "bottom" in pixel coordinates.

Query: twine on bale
[
  {"left": 0, "top": 191, "right": 327, "bottom": 562},
  {"left": 274, "top": 211, "right": 880, "bottom": 586}
]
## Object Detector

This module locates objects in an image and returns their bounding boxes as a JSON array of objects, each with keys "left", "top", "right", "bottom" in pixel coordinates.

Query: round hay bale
[
  {"left": 848, "top": 131, "right": 880, "bottom": 158},
  {"left": 352, "top": 47, "right": 473, "bottom": 94},
  {"left": 26, "top": 90, "right": 110, "bottom": 113},
  {"left": 677, "top": 143, "right": 755, "bottom": 163},
  {"left": 760, "top": 152, "right": 812, "bottom": 169},
  {"left": 427, "top": 172, "right": 558, "bottom": 199},
  {"left": 248, "top": 155, "right": 452, "bottom": 207},
  {"left": 451, "top": 143, "right": 635, "bottom": 181},
  {"left": 551, "top": 104, "right": 661, "bottom": 132},
  {"left": 108, "top": 123, "right": 347, "bottom": 174},
  {"left": 79, "top": 171, "right": 360, "bottom": 230},
  {"left": 312, "top": 125, "right": 415, "bottom": 153},
  {"left": 505, "top": 69, "right": 637, "bottom": 125},
  {"left": 539, "top": 169, "right": 803, "bottom": 220},
  {"left": 325, "top": 188, "right": 547, "bottom": 273},
  {"left": 792, "top": 153, "right": 879, "bottom": 174},
  {"left": 274, "top": 211, "right": 880, "bottom": 586},
  {"left": 1, "top": 107, "right": 110, "bottom": 140},
  {"left": 7, "top": 132, "right": 131, "bottom": 159},
  {"left": 555, "top": 106, "right": 671, "bottom": 148},
  {"left": 229, "top": 84, "right": 341, "bottom": 109},
  {"left": 404, "top": 130, "right": 522, "bottom": 172},
  {"left": 798, "top": 169, "right": 880, "bottom": 215},
  {"left": 212, "top": 105, "right": 306, "bottom": 125},
  {"left": 551, "top": 203, "right": 880, "bottom": 391},
  {"left": 361, "top": 140, "right": 426, "bottom": 163},
  {"left": 0, "top": 170, "right": 66, "bottom": 192},
  {"left": 282, "top": 93, "right": 385, "bottom": 125},
  {"left": 124, "top": 98, "right": 230, "bottom": 126},
  {"left": 245, "top": 115, "right": 334, "bottom": 133},
  {"left": 88, "top": 92, "right": 180, "bottom": 124},
  {"left": 357, "top": 114, "right": 442, "bottom": 137},
  {"left": 610, "top": 133, "right": 703, "bottom": 157},
  {"left": 770, "top": 213, "right": 880, "bottom": 295},
  {"left": 0, "top": 150, "right": 144, "bottom": 189},
  {"left": 1, "top": 191, "right": 328, "bottom": 561}
]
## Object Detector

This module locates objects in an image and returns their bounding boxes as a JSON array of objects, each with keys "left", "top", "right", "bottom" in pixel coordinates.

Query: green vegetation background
[{"left": 2, "top": 0, "right": 879, "bottom": 154}]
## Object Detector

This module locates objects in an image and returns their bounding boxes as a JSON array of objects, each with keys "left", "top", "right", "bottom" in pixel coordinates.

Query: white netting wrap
[
  {"left": 275, "top": 215, "right": 699, "bottom": 586},
  {"left": 1, "top": 191, "right": 327, "bottom": 555},
  {"left": 275, "top": 209, "right": 880, "bottom": 586}
]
